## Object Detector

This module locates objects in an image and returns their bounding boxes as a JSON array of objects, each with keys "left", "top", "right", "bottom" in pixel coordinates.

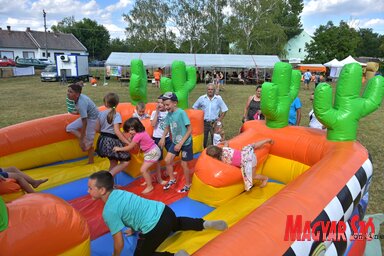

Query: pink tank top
[{"left": 222, "top": 147, "right": 242, "bottom": 167}]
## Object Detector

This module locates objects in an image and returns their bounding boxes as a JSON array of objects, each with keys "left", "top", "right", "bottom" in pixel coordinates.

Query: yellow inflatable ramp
[{"left": 158, "top": 182, "right": 285, "bottom": 254}]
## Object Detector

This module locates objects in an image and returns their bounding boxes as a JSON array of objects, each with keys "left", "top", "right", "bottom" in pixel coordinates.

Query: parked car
[
  {"left": 89, "top": 60, "right": 105, "bottom": 67},
  {"left": 0, "top": 58, "right": 16, "bottom": 67},
  {"left": 16, "top": 58, "right": 48, "bottom": 69},
  {"left": 38, "top": 58, "right": 54, "bottom": 65},
  {"left": 41, "top": 65, "right": 58, "bottom": 82}
]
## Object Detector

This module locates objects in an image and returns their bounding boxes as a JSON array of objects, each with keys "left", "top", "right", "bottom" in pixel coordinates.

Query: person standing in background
[{"left": 289, "top": 97, "right": 302, "bottom": 126}]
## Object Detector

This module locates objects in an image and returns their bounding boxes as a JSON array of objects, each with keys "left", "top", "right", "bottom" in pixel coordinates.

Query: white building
[
  {"left": 283, "top": 30, "right": 313, "bottom": 63},
  {"left": 0, "top": 26, "right": 87, "bottom": 62}
]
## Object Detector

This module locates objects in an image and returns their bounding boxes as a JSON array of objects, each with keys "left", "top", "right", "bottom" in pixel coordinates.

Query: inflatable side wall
[
  {"left": 0, "top": 103, "right": 204, "bottom": 201},
  {"left": 189, "top": 121, "right": 371, "bottom": 255}
]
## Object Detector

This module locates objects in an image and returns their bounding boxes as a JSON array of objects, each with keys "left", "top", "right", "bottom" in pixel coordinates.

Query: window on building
[
  {"left": 299, "top": 48, "right": 302, "bottom": 53},
  {"left": 22, "top": 51, "right": 35, "bottom": 58},
  {"left": 0, "top": 51, "right": 14, "bottom": 59}
]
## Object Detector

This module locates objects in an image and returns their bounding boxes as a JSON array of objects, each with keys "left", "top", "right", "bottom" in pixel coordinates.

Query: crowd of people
[
  {"left": 65, "top": 83, "right": 231, "bottom": 255},
  {"left": 1, "top": 77, "right": 326, "bottom": 256}
]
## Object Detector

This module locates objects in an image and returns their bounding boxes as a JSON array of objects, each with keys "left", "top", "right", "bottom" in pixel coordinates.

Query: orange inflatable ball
[{"left": 0, "top": 193, "right": 90, "bottom": 255}]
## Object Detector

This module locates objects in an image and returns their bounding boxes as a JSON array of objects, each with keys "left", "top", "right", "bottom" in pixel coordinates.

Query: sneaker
[
  {"left": 178, "top": 185, "right": 191, "bottom": 193},
  {"left": 163, "top": 179, "right": 176, "bottom": 190}
]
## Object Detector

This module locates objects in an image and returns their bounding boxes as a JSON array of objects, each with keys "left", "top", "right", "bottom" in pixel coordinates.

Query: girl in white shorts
[{"left": 114, "top": 117, "right": 161, "bottom": 194}]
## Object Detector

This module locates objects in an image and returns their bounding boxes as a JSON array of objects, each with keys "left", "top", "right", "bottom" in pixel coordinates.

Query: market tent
[
  {"left": 105, "top": 52, "right": 280, "bottom": 69},
  {"left": 323, "top": 58, "right": 343, "bottom": 78},
  {"left": 296, "top": 64, "right": 326, "bottom": 73},
  {"left": 323, "top": 58, "right": 342, "bottom": 68},
  {"left": 339, "top": 55, "right": 367, "bottom": 67}
]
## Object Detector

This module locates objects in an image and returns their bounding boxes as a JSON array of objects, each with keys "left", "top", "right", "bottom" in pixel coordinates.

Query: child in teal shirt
[{"left": 88, "top": 171, "right": 227, "bottom": 256}]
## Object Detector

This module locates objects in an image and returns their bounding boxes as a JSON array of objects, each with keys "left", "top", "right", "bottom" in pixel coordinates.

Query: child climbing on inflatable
[
  {"left": 0, "top": 166, "right": 48, "bottom": 193},
  {"left": 113, "top": 117, "right": 162, "bottom": 194},
  {"left": 95, "top": 93, "right": 131, "bottom": 176},
  {"left": 206, "top": 139, "right": 273, "bottom": 191},
  {"left": 65, "top": 83, "right": 99, "bottom": 164}
]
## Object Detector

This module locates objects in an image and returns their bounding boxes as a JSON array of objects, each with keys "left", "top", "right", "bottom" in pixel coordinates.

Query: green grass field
[{"left": 0, "top": 74, "right": 383, "bottom": 244}]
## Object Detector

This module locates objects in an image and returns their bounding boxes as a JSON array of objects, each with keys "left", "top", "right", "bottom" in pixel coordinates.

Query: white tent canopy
[
  {"left": 323, "top": 56, "right": 367, "bottom": 78},
  {"left": 105, "top": 52, "right": 280, "bottom": 69},
  {"left": 323, "top": 58, "right": 342, "bottom": 68},
  {"left": 339, "top": 55, "right": 367, "bottom": 66}
]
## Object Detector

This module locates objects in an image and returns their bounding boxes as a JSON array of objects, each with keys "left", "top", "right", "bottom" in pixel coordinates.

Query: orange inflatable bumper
[{"left": 0, "top": 193, "right": 90, "bottom": 255}]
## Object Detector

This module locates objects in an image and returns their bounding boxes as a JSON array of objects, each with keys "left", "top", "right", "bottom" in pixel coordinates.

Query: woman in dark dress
[{"left": 243, "top": 85, "right": 264, "bottom": 122}]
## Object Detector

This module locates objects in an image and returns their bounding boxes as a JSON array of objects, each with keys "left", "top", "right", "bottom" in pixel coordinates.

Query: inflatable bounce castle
[{"left": 0, "top": 60, "right": 383, "bottom": 255}]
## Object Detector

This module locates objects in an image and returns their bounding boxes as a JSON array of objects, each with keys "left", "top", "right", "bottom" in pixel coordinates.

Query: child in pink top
[
  {"left": 206, "top": 139, "right": 273, "bottom": 191},
  {"left": 114, "top": 117, "right": 162, "bottom": 194}
]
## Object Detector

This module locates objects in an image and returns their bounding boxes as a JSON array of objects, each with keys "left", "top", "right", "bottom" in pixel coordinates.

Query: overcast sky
[{"left": 0, "top": 0, "right": 383, "bottom": 39}]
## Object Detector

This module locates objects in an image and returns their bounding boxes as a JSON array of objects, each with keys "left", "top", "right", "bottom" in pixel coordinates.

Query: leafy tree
[
  {"left": 305, "top": 21, "right": 361, "bottom": 63},
  {"left": 356, "top": 28, "right": 383, "bottom": 57},
  {"left": 170, "top": 0, "right": 207, "bottom": 53},
  {"left": 108, "top": 38, "right": 129, "bottom": 53},
  {"left": 200, "top": 0, "right": 228, "bottom": 54},
  {"left": 275, "top": 0, "right": 303, "bottom": 40},
  {"left": 52, "top": 17, "right": 110, "bottom": 60},
  {"left": 227, "top": 0, "right": 286, "bottom": 54},
  {"left": 51, "top": 16, "right": 76, "bottom": 33},
  {"left": 123, "top": 0, "right": 176, "bottom": 52}
]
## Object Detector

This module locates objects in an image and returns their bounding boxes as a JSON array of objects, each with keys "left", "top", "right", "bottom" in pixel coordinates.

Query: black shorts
[
  {"left": 168, "top": 141, "right": 193, "bottom": 161},
  {"left": 153, "top": 137, "right": 172, "bottom": 161},
  {"left": 0, "top": 169, "right": 8, "bottom": 178}
]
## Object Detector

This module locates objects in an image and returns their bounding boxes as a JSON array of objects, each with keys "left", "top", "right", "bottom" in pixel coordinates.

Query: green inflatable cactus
[
  {"left": 261, "top": 62, "right": 302, "bottom": 128},
  {"left": 160, "top": 61, "right": 196, "bottom": 109},
  {"left": 314, "top": 63, "right": 384, "bottom": 141},
  {"left": 129, "top": 59, "right": 148, "bottom": 105},
  {"left": 0, "top": 197, "right": 7, "bottom": 232}
]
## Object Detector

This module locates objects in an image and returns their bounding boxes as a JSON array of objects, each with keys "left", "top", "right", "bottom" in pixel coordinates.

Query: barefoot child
[
  {"left": 150, "top": 95, "right": 171, "bottom": 185},
  {"left": 96, "top": 93, "right": 131, "bottom": 176},
  {"left": 206, "top": 139, "right": 273, "bottom": 191},
  {"left": 113, "top": 117, "right": 161, "bottom": 194},
  {"left": 0, "top": 167, "right": 48, "bottom": 193},
  {"left": 66, "top": 83, "right": 99, "bottom": 164},
  {"left": 132, "top": 102, "right": 150, "bottom": 120},
  {"left": 159, "top": 92, "right": 193, "bottom": 193}
]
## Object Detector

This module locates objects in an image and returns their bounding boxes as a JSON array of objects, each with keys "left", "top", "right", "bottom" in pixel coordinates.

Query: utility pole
[{"left": 43, "top": 10, "right": 48, "bottom": 58}]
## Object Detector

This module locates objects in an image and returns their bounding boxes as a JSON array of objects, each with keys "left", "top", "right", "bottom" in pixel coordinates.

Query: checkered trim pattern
[{"left": 284, "top": 158, "right": 372, "bottom": 256}]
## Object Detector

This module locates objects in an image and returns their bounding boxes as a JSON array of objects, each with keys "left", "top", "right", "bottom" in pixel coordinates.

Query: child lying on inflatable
[
  {"left": 0, "top": 166, "right": 48, "bottom": 194},
  {"left": 205, "top": 139, "right": 273, "bottom": 190}
]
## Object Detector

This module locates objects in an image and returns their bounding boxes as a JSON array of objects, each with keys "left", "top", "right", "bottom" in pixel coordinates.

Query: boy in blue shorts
[
  {"left": 88, "top": 171, "right": 227, "bottom": 256},
  {"left": 159, "top": 92, "right": 193, "bottom": 193}
]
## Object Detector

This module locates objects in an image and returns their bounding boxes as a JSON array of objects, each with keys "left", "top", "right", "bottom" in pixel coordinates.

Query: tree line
[{"left": 51, "top": 0, "right": 383, "bottom": 63}]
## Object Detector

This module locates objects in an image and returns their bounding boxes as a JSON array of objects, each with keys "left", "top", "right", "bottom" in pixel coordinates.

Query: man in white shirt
[{"left": 192, "top": 84, "right": 228, "bottom": 147}]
